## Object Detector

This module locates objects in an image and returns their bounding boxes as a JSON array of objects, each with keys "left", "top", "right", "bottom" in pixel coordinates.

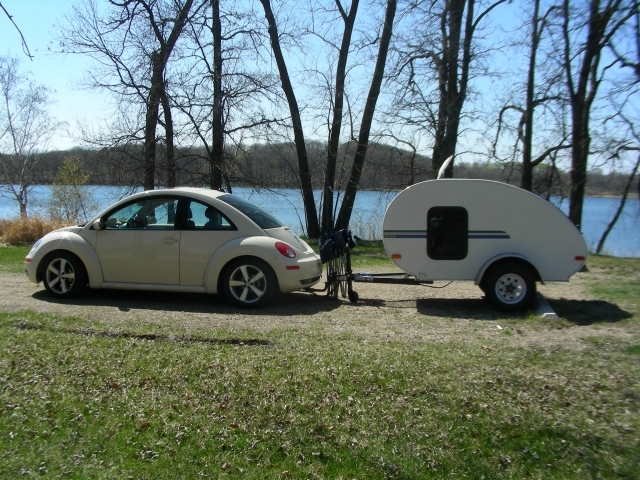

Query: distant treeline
[{"left": 7, "top": 141, "right": 637, "bottom": 198}]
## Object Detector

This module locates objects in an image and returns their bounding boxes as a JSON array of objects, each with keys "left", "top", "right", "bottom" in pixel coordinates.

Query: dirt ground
[{"left": 1, "top": 267, "right": 637, "bottom": 350}]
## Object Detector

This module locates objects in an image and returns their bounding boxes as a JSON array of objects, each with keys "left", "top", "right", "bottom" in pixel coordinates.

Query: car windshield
[{"left": 218, "top": 194, "right": 283, "bottom": 229}]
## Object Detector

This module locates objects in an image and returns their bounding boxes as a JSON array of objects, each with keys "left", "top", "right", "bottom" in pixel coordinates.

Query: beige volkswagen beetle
[{"left": 25, "top": 188, "right": 322, "bottom": 308}]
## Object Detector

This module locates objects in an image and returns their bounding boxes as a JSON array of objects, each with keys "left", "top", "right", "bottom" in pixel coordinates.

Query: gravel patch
[{"left": 1, "top": 268, "right": 637, "bottom": 351}]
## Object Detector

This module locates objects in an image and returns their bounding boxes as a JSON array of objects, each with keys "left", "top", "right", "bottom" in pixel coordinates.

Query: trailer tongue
[{"left": 308, "top": 229, "right": 433, "bottom": 304}]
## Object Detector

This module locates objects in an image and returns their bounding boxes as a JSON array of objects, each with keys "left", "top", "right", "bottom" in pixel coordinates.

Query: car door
[
  {"left": 96, "top": 196, "right": 180, "bottom": 284},
  {"left": 178, "top": 199, "right": 239, "bottom": 286}
]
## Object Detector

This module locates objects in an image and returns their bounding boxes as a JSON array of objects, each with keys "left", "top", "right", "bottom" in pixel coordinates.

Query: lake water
[{"left": 1, "top": 185, "right": 639, "bottom": 258}]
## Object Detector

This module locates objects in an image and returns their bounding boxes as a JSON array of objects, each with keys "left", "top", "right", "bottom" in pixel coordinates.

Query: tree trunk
[
  {"left": 563, "top": 0, "right": 631, "bottom": 229},
  {"left": 430, "top": 0, "right": 465, "bottom": 178},
  {"left": 430, "top": 0, "right": 507, "bottom": 178},
  {"left": 143, "top": 52, "right": 163, "bottom": 190},
  {"left": 259, "top": 0, "right": 320, "bottom": 238},
  {"left": 521, "top": 0, "right": 541, "bottom": 191},
  {"left": 568, "top": 103, "right": 590, "bottom": 228},
  {"left": 335, "top": 0, "right": 397, "bottom": 230},
  {"left": 140, "top": 0, "right": 195, "bottom": 191},
  {"left": 210, "top": 0, "right": 224, "bottom": 190},
  {"left": 160, "top": 88, "right": 176, "bottom": 188},
  {"left": 19, "top": 186, "right": 27, "bottom": 218},
  {"left": 322, "top": 0, "right": 359, "bottom": 234}
]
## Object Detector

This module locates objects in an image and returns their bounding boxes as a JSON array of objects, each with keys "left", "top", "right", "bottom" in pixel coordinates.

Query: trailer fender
[{"left": 475, "top": 254, "right": 542, "bottom": 286}]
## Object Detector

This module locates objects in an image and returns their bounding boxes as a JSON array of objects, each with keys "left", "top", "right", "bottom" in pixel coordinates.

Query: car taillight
[{"left": 275, "top": 242, "right": 296, "bottom": 258}]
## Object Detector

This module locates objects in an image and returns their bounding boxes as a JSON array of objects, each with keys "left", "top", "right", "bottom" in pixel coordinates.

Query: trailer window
[{"left": 427, "top": 207, "right": 468, "bottom": 260}]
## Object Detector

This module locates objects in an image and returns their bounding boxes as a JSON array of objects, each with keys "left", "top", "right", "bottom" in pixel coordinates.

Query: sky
[
  {"left": 1, "top": 0, "right": 107, "bottom": 150},
  {"left": 0, "top": 0, "right": 531, "bottom": 156}
]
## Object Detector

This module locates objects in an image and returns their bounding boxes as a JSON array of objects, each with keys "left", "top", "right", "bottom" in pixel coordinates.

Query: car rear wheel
[
  {"left": 223, "top": 258, "right": 277, "bottom": 308},
  {"left": 483, "top": 262, "right": 536, "bottom": 311},
  {"left": 42, "top": 252, "right": 87, "bottom": 298}
]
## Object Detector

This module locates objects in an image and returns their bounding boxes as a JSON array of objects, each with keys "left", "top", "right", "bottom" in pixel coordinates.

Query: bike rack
[{"left": 306, "top": 229, "right": 433, "bottom": 303}]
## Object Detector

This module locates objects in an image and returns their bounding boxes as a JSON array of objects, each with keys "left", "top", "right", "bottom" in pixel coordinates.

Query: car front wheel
[
  {"left": 483, "top": 262, "right": 536, "bottom": 311},
  {"left": 223, "top": 258, "right": 277, "bottom": 308},
  {"left": 42, "top": 252, "right": 87, "bottom": 298}
]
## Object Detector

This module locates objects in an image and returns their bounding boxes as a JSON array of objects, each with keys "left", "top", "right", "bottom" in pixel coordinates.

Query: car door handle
[{"left": 163, "top": 237, "right": 179, "bottom": 245}]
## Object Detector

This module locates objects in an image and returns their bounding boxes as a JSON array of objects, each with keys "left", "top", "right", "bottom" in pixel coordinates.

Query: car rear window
[{"left": 218, "top": 194, "right": 283, "bottom": 229}]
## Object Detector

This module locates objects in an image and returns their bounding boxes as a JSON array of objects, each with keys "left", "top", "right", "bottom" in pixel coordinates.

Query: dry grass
[{"left": 0, "top": 217, "right": 68, "bottom": 245}]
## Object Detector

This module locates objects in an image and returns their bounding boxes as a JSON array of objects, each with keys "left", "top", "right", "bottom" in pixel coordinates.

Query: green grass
[
  {"left": 1, "top": 246, "right": 640, "bottom": 477},
  {"left": 349, "top": 240, "right": 396, "bottom": 270},
  {"left": 0, "top": 245, "right": 30, "bottom": 273},
  {"left": 1, "top": 311, "right": 639, "bottom": 479},
  {"left": 304, "top": 238, "right": 397, "bottom": 270},
  {"left": 584, "top": 255, "right": 640, "bottom": 313},
  {"left": 586, "top": 255, "right": 640, "bottom": 277}
]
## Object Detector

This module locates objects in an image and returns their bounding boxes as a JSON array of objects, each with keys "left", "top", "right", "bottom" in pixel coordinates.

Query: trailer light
[
  {"left": 391, "top": 254, "right": 401, "bottom": 259},
  {"left": 275, "top": 242, "right": 296, "bottom": 258},
  {"left": 575, "top": 256, "right": 585, "bottom": 261}
]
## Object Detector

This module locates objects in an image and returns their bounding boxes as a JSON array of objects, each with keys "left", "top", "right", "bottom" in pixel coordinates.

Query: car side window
[
  {"left": 103, "top": 198, "right": 179, "bottom": 230},
  {"left": 185, "top": 200, "right": 236, "bottom": 230}
]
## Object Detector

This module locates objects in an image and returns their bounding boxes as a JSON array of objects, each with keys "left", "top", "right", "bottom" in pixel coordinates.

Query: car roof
[
  {"left": 147, "top": 187, "right": 228, "bottom": 199},
  {"left": 94, "top": 187, "right": 228, "bottom": 218}
]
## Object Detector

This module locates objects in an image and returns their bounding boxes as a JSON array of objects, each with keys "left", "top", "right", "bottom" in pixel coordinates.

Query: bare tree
[
  {"left": 491, "top": 0, "right": 572, "bottom": 192},
  {"left": 321, "top": 0, "right": 359, "bottom": 234},
  {"left": 0, "top": 2, "right": 33, "bottom": 59},
  {"left": 335, "top": 0, "right": 397, "bottom": 229},
  {"left": 210, "top": 0, "right": 224, "bottom": 190},
  {"left": 113, "top": 0, "right": 196, "bottom": 189},
  {"left": 394, "top": 0, "right": 507, "bottom": 178},
  {"left": 520, "top": 0, "right": 567, "bottom": 191},
  {"left": 259, "top": 0, "right": 321, "bottom": 238},
  {"left": 58, "top": 0, "right": 199, "bottom": 190},
  {"left": 595, "top": 4, "right": 640, "bottom": 252},
  {"left": 172, "top": 0, "right": 280, "bottom": 192},
  {"left": 558, "top": 0, "right": 635, "bottom": 229},
  {"left": 0, "top": 56, "right": 62, "bottom": 217}
]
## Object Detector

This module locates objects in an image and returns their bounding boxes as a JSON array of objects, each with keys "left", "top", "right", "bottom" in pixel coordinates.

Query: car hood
[
  {"left": 50, "top": 225, "right": 84, "bottom": 235},
  {"left": 264, "top": 227, "right": 315, "bottom": 253}
]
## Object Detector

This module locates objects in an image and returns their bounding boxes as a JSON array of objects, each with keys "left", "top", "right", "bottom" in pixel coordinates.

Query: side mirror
[{"left": 93, "top": 219, "right": 103, "bottom": 230}]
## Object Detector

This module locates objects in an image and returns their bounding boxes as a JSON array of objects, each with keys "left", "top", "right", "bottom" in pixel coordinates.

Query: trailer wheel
[
  {"left": 348, "top": 290, "right": 359, "bottom": 303},
  {"left": 484, "top": 263, "right": 536, "bottom": 311}
]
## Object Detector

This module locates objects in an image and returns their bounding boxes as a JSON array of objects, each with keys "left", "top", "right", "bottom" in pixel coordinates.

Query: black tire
[
  {"left": 483, "top": 262, "right": 536, "bottom": 312},
  {"left": 42, "top": 252, "right": 87, "bottom": 298},
  {"left": 223, "top": 258, "right": 278, "bottom": 308}
]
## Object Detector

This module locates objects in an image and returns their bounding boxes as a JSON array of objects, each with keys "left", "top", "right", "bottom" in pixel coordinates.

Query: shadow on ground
[
  {"left": 351, "top": 296, "right": 632, "bottom": 324},
  {"left": 547, "top": 299, "right": 632, "bottom": 325},
  {"left": 30, "top": 287, "right": 631, "bottom": 325},
  {"left": 31, "top": 289, "right": 342, "bottom": 317},
  {"left": 348, "top": 296, "right": 507, "bottom": 320}
]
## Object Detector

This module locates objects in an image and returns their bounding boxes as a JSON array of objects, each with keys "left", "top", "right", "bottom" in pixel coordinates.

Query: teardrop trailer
[{"left": 315, "top": 179, "right": 588, "bottom": 311}]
